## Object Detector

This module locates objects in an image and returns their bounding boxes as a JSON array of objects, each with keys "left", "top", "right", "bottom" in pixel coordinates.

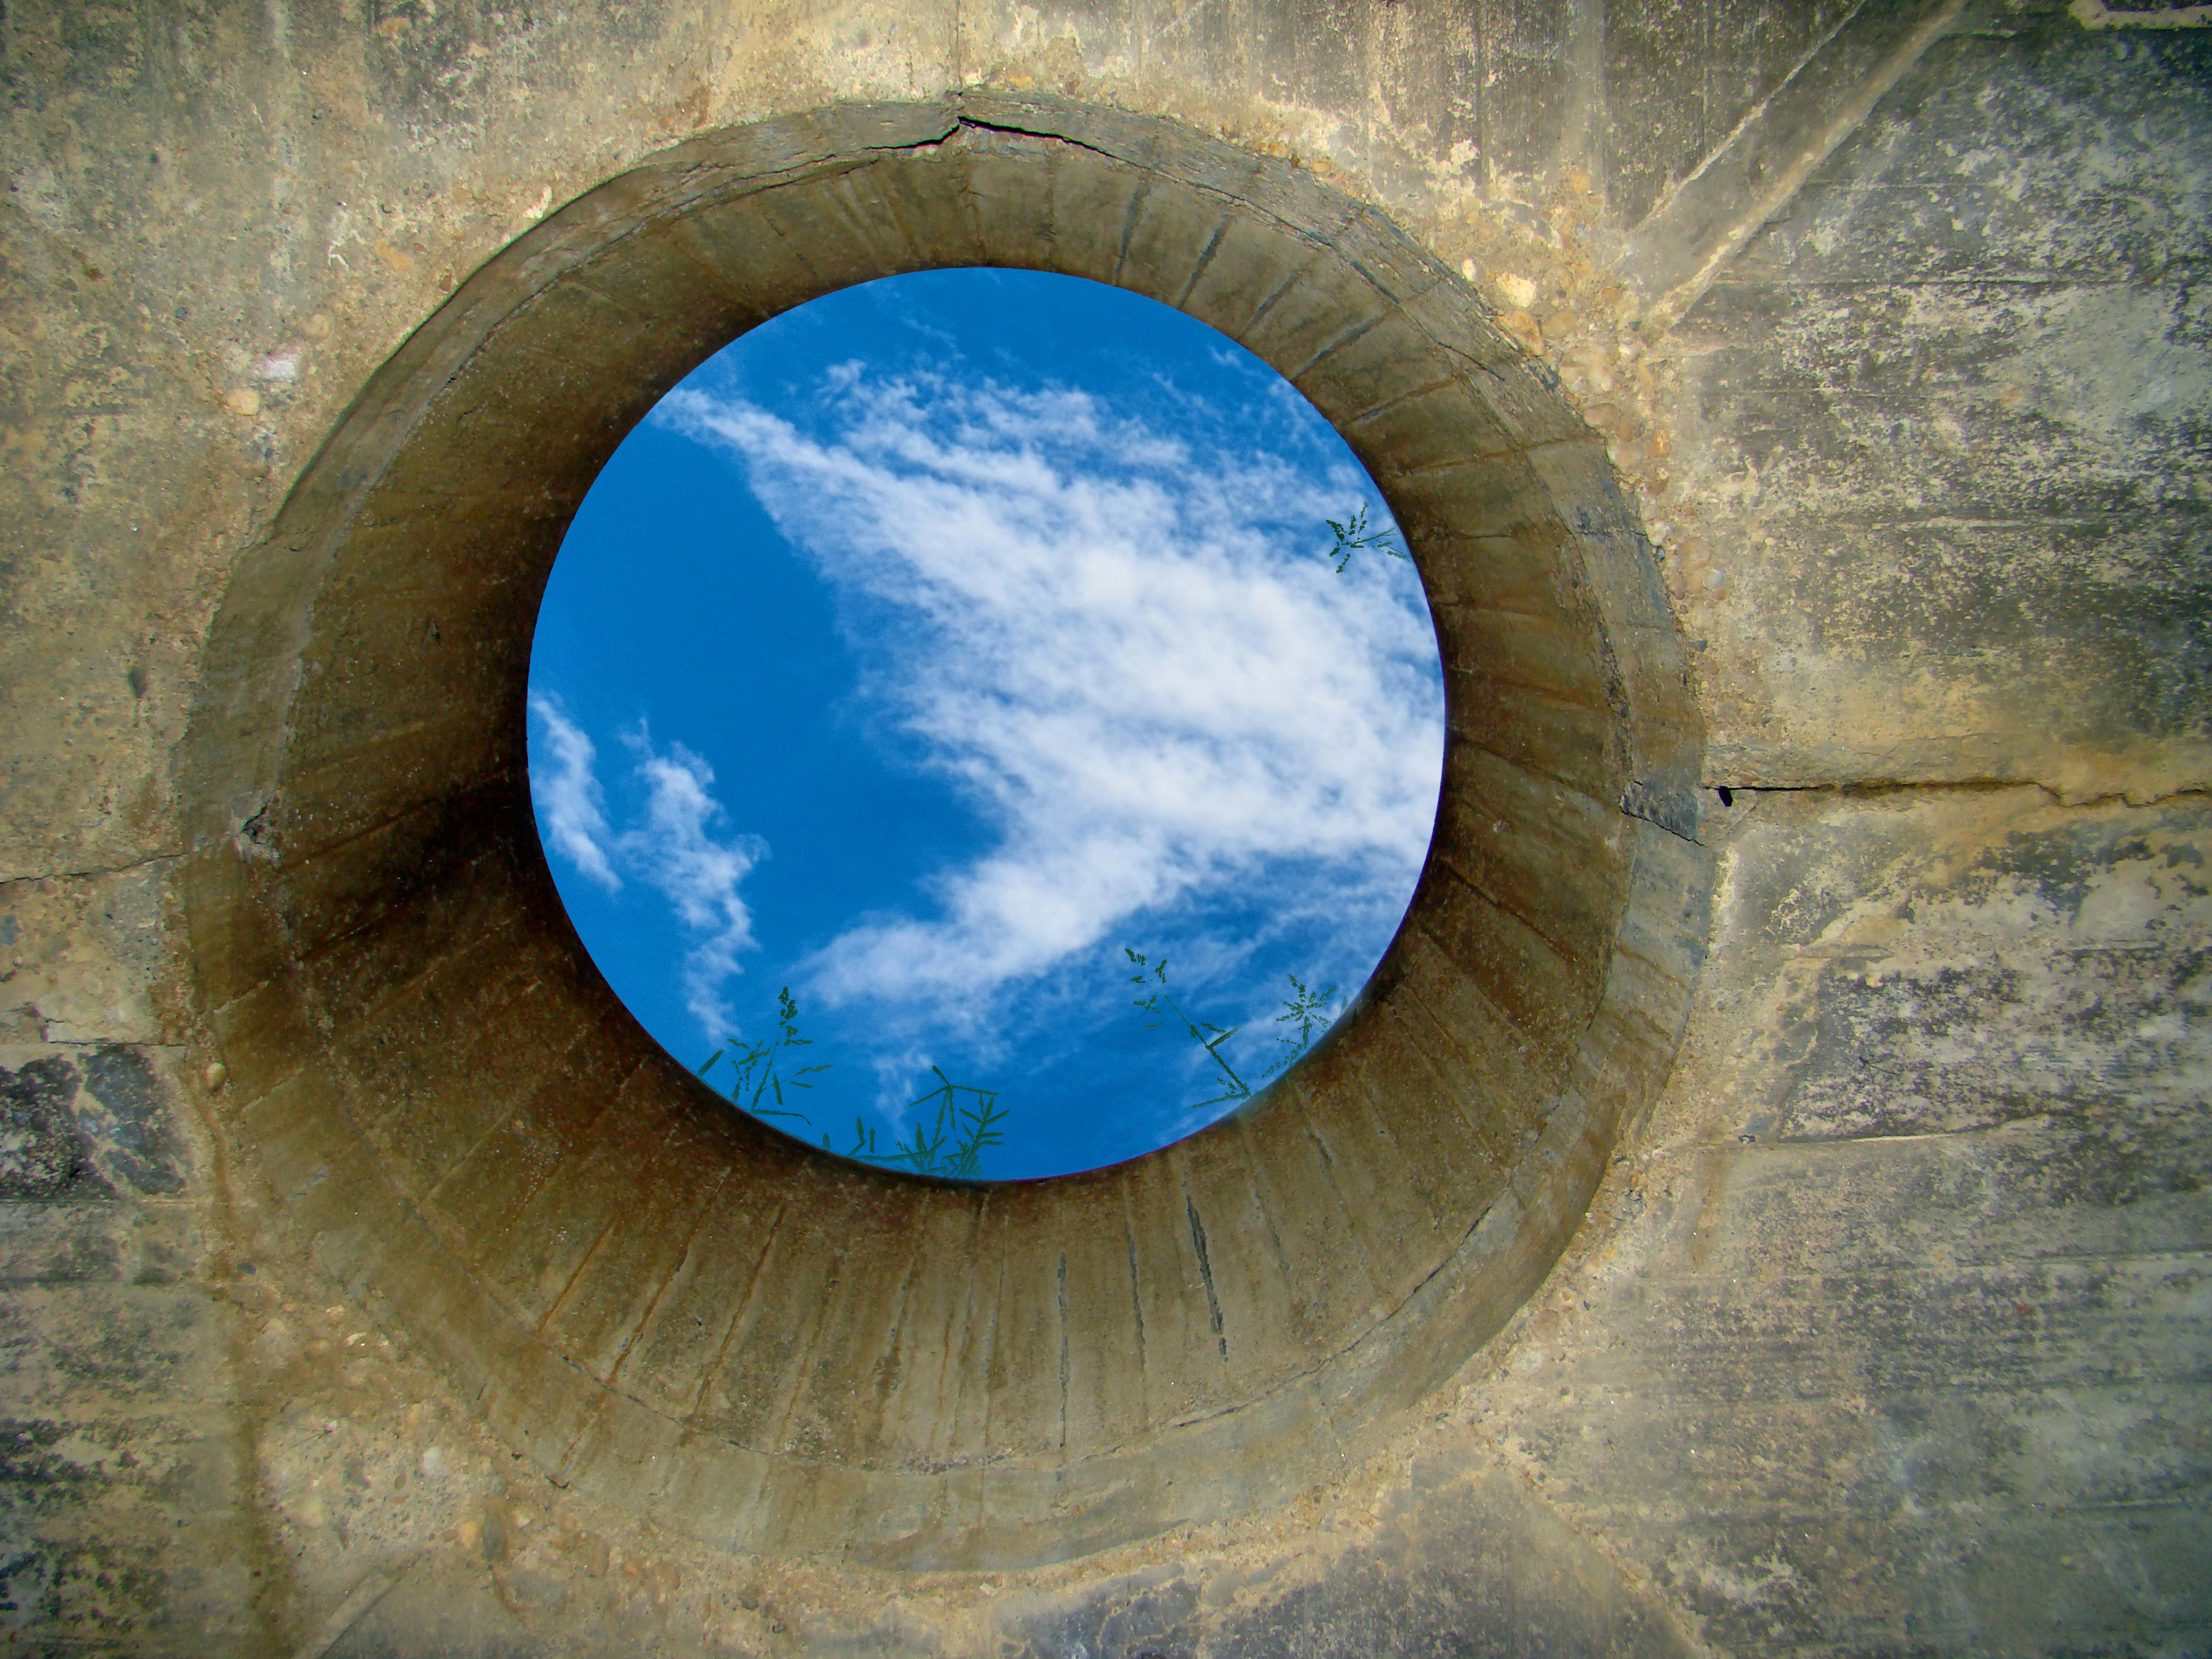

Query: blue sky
[{"left": 527, "top": 269, "right": 1444, "bottom": 1179}]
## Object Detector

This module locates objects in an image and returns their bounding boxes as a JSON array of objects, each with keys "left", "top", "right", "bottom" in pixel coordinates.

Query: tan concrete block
[
  {"left": 487, "top": 1091, "right": 684, "bottom": 1329},
  {"left": 1419, "top": 523, "right": 1582, "bottom": 618},
  {"left": 1432, "top": 737, "right": 1631, "bottom": 972},
  {"left": 1413, "top": 862, "right": 1599, "bottom": 1062},
  {"left": 979, "top": 1207, "right": 1068, "bottom": 1462},
  {"left": 924, "top": 1207, "right": 1007, "bottom": 1470},
  {"left": 611, "top": 1178, "right": 794, "bottom": 1421},
  {"left": 745, "top": 165, "right": 928, "bottom": 301},
  {"left": 1175, "top": 213, "right": 1326, "bottom": 349},
  {"left": 1392, "top": 453, "right": 1564, "bottom": 546},
  {"left": 1388, "top": 922, "right": 1564, "bottom": 1119},
  {"left": 1049, "top": 1181, "right": 1152, "bottom": 1454},
  {"left": 652, "top": 1430, "right": 772, "bottom": 1549},
  {"left": 272, "top": 716, "right": 511, "bottom": 865},
  {"left": 1349, "top": 986, "right": 1515, "bottom": 1225},
  {"left": 1293, "top": 310, "right": 1456, "bottom": 431},
  {"left": 554, "top": 1392, "right": 690, "bottom": 1515},
  {"left": 670, "top": 188, "right": 858, "bottom": 322},
  {"left": 1116, "top": 189, "right": 1237, "bottom": 314},
  {"left": 208, "top": 973, "right": 321, "bottom": 1104},
  {"left": 1447, "top": 669, "right": 1624, "bottom": 805},
  {"left": 292, "top": 849, "right": 518, "bottom": 1043},
  {"left": 362, "top": 935, "right": 591, "bottom": 1190},
  {"left": 1436, "top": 602, "right": 1612, "bottom": 709},
  {"left": 275, "top": 795, "right": 514, "bottom": 973},
  {"left": 521, "top": 1125, "right": 740, "bottom": 1383},
  {"left": 1470, "top": 359, "right": 1607, "bottom": 451},
  {"left": 1164, "top": 1131, "right": 1303, "bottom": 1391},
  {"left": 692, "top": 1177, "right": 869, "bottom": 1450},
  {"left": 422, "top": 1032, "right": 639, "bottom": 1256},
  {"left": 1242, "top": 271, "right": 1394, "bottom": 395},
  {"left": 1346, "top": 378, "right": 1522, "bottom": 479},
  {"left": 176, "top": 845, "right": 290, "bottom": 1015},
  {"left": 781, "top": 1194, "right": 942, "bottom": 1462},
  {"left": 1116, "top": 1147, "right": 1219, "bottom": 1428},
  {"left": 1279, "top": 1046, "right": 1450, "bottom": 1307},
  {"left": 840, "top": 150, "right": 987, "bottom": 271},
  {"left": 1613, "top": 820, "right": 1715, "bottom": 991},
  {"left": 1329, "top": 1012, "right": 1490, "bottom": 1258},
  {"left": 870, "top": 1191, "right": 998, "bottom": 1462},
  {"left": 1228, "top": 1091, "right": 1393, "bottom": 1349},
  {"left": 232, "top": 1065, "right": 349, "bottom": 1204}
]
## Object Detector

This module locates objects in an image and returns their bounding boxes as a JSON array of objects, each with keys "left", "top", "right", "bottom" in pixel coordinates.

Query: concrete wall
[{"left": 1, "top": 1, "right": 2205, "bottom": 1654}]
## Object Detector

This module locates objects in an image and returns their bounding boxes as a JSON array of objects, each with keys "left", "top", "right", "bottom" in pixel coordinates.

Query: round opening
[
  {"left": 529, "top": 268, "right": 1446, "bottom": 1179},
  {"left": 181, "top": 100, "right": 1707, "bottom": 1571}
]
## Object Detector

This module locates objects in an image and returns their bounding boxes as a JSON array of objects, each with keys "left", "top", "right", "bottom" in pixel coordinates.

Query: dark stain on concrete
[
  {"left": 77, "top": 1046, "right": 185, "bottom": 1197},
  {"left": 0, "top": 1056, "right": 108, "bottom": 1202}
]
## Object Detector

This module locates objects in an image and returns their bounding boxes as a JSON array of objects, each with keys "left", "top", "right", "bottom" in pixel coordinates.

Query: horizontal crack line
[
  {"left": 1, "top": 849, "right": 186, "bottom": 886},
  {"left": 1705, "top": 777, "right": 2209, "bottom": 810}
]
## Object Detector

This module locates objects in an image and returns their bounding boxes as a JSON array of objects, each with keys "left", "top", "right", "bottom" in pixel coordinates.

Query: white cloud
[
  {"left": 658, "top": 372, "right": 1441, "bottom": 1031},
  {"left": 617, "top": 734, "right": 767, "bottom": 1037},
  {"left": 527, "top": 692, "right": 619, "bottom": 891},
  {"left": 528, "top": 697, "right": 765, "bottom": 1039}
]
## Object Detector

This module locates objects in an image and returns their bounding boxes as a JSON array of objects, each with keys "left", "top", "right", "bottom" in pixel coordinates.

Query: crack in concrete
[
  {"left": 0, "top": 849, "right": 184, "bottom": 888},
  {"left": 1624, "top": 800, "right": 1705, "bottom": 846},
  {"left": 1705, "top": 778, "right": 2211, "bottom": 810}
]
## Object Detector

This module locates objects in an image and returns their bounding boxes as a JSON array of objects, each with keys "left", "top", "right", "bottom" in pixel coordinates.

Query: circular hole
[
  {"left": 527, "top": 269, "right": 1447, "bottom": 1180},
  {"left": 184, "top": 106, "right": 1707, "bottom": 1566}
]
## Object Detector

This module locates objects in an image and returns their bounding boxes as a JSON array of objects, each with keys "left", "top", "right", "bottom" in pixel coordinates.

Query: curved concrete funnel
[{"left": 179, "top": 97, "right": 1707, "bottom": 1571}]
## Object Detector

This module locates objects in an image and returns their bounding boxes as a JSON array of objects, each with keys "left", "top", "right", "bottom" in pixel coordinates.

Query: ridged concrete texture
[{"left": 181, "top": 97, "right": 1708, "bottom": 1571}]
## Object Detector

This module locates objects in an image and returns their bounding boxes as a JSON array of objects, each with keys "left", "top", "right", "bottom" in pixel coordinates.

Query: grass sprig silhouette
[
  {"left": 1264, "top": 971, "right": 1340, "bottom": 1079},
  {"left": 694, "top": 986, "right": 829, "bottom": 1121},
  {"left": 1127, "top": 950, "right": 1343, "bottom": 1110},
  {"left": 1126, "top": 947, "right": 1253, "bottom": 1109},
  {"left": 1323, "top": 503, "right": 1406, "bottom": 572},
  {"left": 841, "top": 1070, "right": 1009, "bottom": 1180},
  {"left": 699, "top": 990, "right": 1004, "bottom": 1179},
  {"left": 705, "top": 961, "right": 1336, "bottom": 1179}
]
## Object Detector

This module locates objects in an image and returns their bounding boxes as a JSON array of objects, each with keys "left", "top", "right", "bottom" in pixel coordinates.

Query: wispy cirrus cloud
[
  {"left": 657, "top": 372, "right": 1441, "bottom": 1032},
  {"left": 528, "top": 691, "right": 619, "bottom": 890},
  {"left": 528, "top": 694, "right": 765, "bottom": 1038}
]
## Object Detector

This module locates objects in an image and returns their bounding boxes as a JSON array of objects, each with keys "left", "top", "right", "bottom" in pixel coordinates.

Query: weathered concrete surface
[
  {"left": 164, "top": 94, "right": 1707, "bottom": 1579},
  {"left": 1455, "top": 785, "right": 2212, "bottom": 1655},
  {"left": 1, "top": 0, "right": 2206, "bottom": 1654},
  {"left": 1670, "top": 18, "right": 2212, "bottom": 800}
]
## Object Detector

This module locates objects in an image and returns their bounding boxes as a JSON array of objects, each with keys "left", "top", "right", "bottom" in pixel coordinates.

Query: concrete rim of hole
[{"left": 180, "top": 95, "right": 1709, "bottom": 1571}]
